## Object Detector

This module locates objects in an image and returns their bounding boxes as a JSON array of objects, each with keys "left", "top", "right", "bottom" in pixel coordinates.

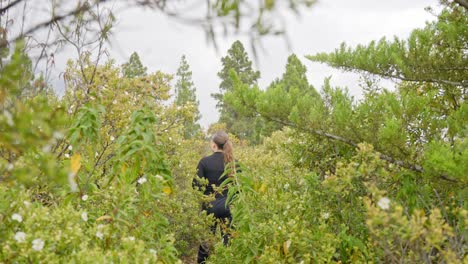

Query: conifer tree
[
  {"left": 225, "top": 2, "right": 467, "bottom": 182},
  {"left": 122, "top": 52, "right": 147, "bottom": 78},
  {"left": 260, "top": 54, "right": 320, "bottom": 135},
  {"left": 175, "top": 55, "right": 201, "bottom": 138},
  {"left": 281, "top": 54, "right": 318, "bottom": 97},
  {"left": 214, "top": 40, "right": 261, "bottom": 142}
]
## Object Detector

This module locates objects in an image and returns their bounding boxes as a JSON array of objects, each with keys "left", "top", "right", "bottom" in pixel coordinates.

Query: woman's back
[{"left": 196, "top": 152, "right": 228, "bottom": 196}]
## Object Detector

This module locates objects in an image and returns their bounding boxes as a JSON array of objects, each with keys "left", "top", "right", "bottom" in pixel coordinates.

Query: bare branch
[{"left": 8, "top": 0, "right": 108, "bottom": 45}]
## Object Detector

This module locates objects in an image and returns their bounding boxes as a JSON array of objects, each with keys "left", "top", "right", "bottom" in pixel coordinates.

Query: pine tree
[
  {"left": 225, "top": 2, "right": 467, "bottom": 182},
  {"left": 215, "top": 41, "right": 260, "bottom": 101},
  {"left": 281, "top": 54, "right": 318, "bottom": 97},
  {"left": 122, "top": 52, "right": 147, "bottom": 78},
  {"left": 214, "top": 40, "right": 261, "bottom": 142},
  {"left": 260, "top": 54, "right": 320, "bottom": 136},
  {"left": 174, "top": 55, "right": 201, "bottom": 138}
]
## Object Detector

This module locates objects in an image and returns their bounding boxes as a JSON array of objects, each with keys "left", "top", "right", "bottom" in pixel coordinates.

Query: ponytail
[
  {"left": 222, "top": 140, "right": 234, "bottom": 164},
  {"left": 212, "top": 131, "right": 235, "bottom": 173}
]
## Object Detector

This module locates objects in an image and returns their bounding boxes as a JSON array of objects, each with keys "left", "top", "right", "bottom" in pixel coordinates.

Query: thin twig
[
  {"left": 8, "top": 0, "right": 108, "bottom": 45},
  {"left": 0, "top": 0, "right": 23, "bottom": 14}
]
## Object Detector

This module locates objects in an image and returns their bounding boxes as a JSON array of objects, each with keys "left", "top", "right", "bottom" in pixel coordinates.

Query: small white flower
[
  {"left": 32, "top": 238, "right": 45, "bottom": 251},
  {"left": 110, "top": 135, "right": 115, "bottom": 141},
  {"left": 64, "top": 153, "right": 70, "bottom": 158},
  {"left": 112, "top": 100, "right": 117, "bottom": 105},
  {"left": 283, "top": 183, "right": 290, "bottom": 190},
  {"left": 82, "top": 195, "right": 89, "bottom": 201},
  {"left": 6, "top": 163, "right": 14, "bottom": 171},
  {"left": 155, "top": 175, "right": 164, "bottom": 181},
  {"left": 137, "top": 177, "right": 147, "bottom": 185},
  {"left": 96, "top": 231, "right": 104, "bottom": 239},
  {"left": 377, "top": 197, "right": 391, "bottom": 210},
  {"left": 12, "top": 213, "right": 22, "bottom": 223},
  {"left": 128, "top": 236, "right": 135, "bottom": 241},
  {"left": 149, "top": 249, "right": 157, "bottom": 255},
  {"left": 23, "top": 201, "right": 31, "bottom": 208},
  {"left": 14, "top": 231, "right": 26, "bottom": 243},
  {"left": 322, "top": 212, "right": 330, "bottom": 220},
  {"left": 68, "top": 145, "right": 73, "bottom": 151},
  {"left": 81, "top": 212, "right": 88, "bottom": 222}
]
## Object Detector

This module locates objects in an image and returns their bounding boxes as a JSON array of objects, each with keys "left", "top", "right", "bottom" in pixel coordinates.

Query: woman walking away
[{"left": 194, "top": 131, "right": 236, "bottom": 263}]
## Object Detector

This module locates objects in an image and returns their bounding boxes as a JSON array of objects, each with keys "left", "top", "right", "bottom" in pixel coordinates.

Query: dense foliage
[
  {"left": 0, "top": 1, "right": 466, "bottom": 263},
  {"left": 221, "top": 2, "right": 467, "bottom": 263},
  {"left": 213, "top": 40, "right": 263, "bottom": 143}
]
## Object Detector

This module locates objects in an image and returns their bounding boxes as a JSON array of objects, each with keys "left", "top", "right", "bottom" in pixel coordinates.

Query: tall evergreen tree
[
  {"left": 281, "top": 54, "right": 318, "bottom": 97},
  {"left": 122, "top": 52, "right": 147, "bottom": 78},
  {"left": 259, "top": 54, "right": 320, "bottom": 136},
  {"left": 175, "top": 55, "right": 201, "bottom": 138},
  {"left": 215, "top": 40, "right": 260, "bottom": 103},
  {"left": 214, "top": 40, "right": 261, "bottom": 142}
]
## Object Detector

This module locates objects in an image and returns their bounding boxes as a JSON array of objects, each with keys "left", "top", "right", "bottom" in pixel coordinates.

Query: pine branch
[
  {"left": 319, "top": 63, "right": 468, "bottom": 88},
  {"left": 270, "top": 116, "right": 460, "bottom": 183},
  {"left": 234, "top": 92, "right": 461, "bottom": 183}
]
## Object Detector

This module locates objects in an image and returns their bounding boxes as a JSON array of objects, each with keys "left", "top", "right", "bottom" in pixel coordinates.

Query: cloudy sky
[{"left": 52, "top": 0, "right": 440, "bottom": 128}]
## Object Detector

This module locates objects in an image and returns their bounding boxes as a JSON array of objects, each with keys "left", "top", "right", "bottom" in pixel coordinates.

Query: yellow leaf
[
  {"left": 259, "top": 183, "right": 267, "bottom": 193},
  {"left": 70, "top": 153, "right": 81, "bottom": 174},
  {"left": 162, "top": 186, "right": 172, "bottom": 195},
  {"left": 143, "top": 211, "right": 151, "bottom": 217},
  {"left": 96, "top": 215, "right": 112, "bottom": 222}
]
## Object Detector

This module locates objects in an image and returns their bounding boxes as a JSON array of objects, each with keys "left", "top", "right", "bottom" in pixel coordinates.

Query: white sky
[{"left": 50, "top": 0, "right": 440, "bottom": 128}]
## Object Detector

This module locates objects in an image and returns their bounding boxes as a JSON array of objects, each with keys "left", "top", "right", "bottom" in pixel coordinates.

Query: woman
[{"left": 194, "top": 131, "right": 236, "bottom": 263}]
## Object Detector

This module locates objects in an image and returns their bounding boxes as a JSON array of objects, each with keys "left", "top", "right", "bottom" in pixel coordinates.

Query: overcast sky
[{"left": 51, "top": 0, "right": 440, "bottom": 128}]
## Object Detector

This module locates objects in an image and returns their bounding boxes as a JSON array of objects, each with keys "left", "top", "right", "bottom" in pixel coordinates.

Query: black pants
[{"left": 197, "top": 197, "right": 232, "bottom": 263}]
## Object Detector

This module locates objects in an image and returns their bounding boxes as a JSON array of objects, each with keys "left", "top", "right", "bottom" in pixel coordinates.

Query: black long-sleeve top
[{"left": 195, "top": 152, "right": 229, "bottom": 197}]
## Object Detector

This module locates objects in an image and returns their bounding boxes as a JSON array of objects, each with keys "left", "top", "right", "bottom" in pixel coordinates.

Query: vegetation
[
  {"left": 174, "top": 55, "right": 202, "bottom": 139},
  {"left": 213, "top": 40, "right": 262, "bottom": 143},
  {"left": 0, "top": 0, "right": 466, "bottom": 263}
]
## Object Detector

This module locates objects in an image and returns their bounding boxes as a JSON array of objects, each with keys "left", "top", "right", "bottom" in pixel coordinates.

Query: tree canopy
[
  {"left": 174, "top": 55, "right": 201, "bottom": 138},
  {"left": 214, "top": 40, "right": 262, "bottom": 142},
  {"left": 121, "top": 52, "right": 148, "bottom": 78}
]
